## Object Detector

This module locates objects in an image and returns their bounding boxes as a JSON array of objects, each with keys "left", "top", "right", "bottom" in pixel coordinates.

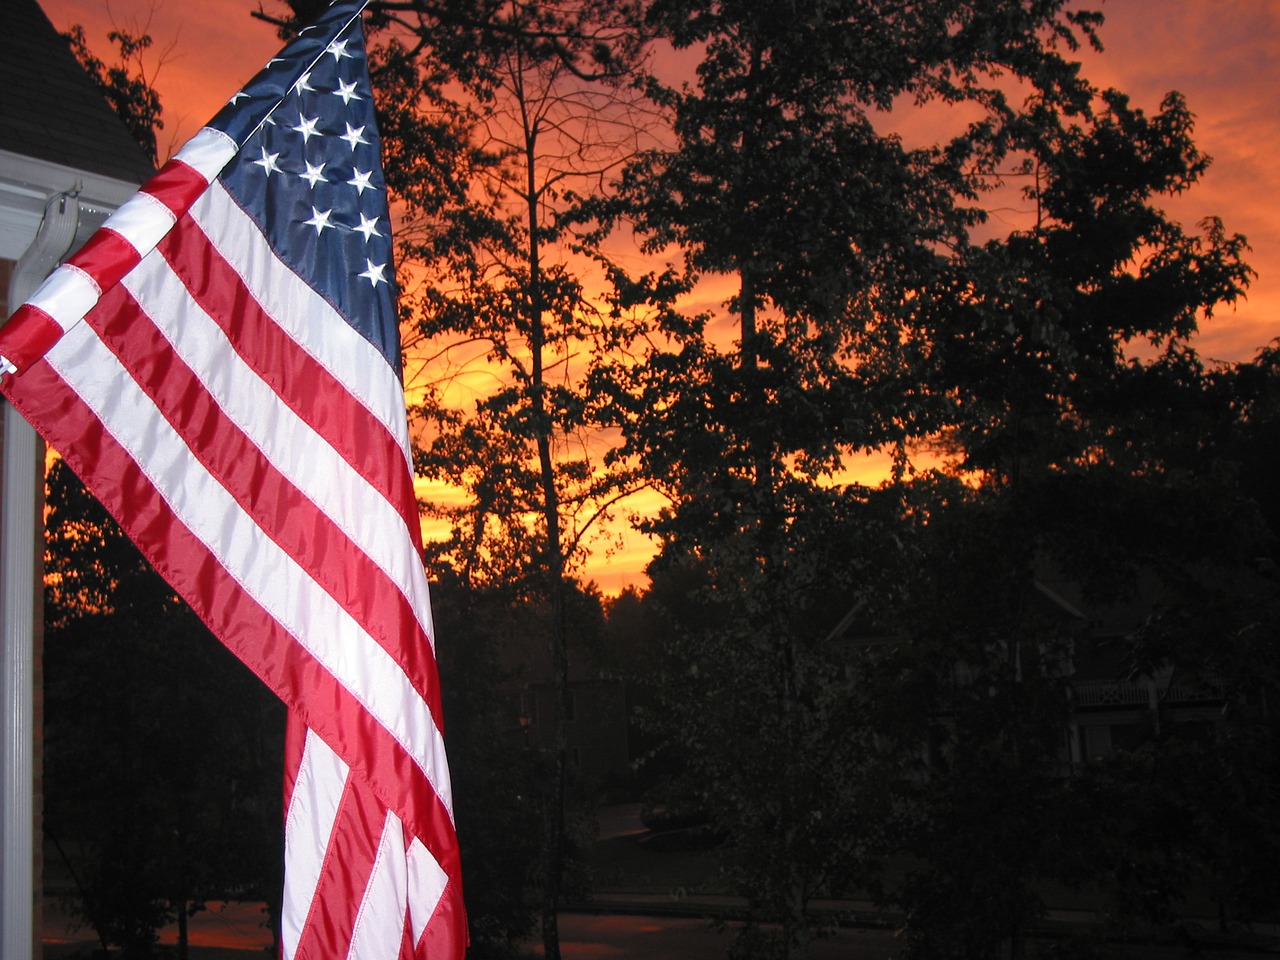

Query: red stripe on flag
[
  {"left": 157, "top": 212, "right": 424, "bottom": 550},
  {"left": 0, "top": 304, "right": 65, "bottom": 373},
  {"left": 284, "top": 713, "right": 308, "bottom": 820},
  {"left": 418, "top": 880, "right": 467, "bottom": 960},
  {"left": 4, "top": 358, "right": 461, "bottom": 886},
  {"left": 83, "top": 281, "right": 445, "bottom": 731},
  {"left": 67, "top": 230, "right": 144, "bottom": 297},
  {"left": 400, "top": 905, "right": 417, "bottom": 960},
  {"left": 142, "top": 156, "right": 217, "bottom": 214},
  {"left": 292, "top": 776, "right": 382, "bottom": 960}
]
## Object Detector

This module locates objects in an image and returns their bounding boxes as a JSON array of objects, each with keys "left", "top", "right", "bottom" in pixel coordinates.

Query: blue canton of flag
[{"left": 211, "top": 7, "right": 398, "bottom": 368}]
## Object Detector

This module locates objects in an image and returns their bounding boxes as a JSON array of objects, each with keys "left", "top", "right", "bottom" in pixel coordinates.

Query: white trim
[
  {"left": 0, "top": 147, "right": 144, "bottom": 211},
  {"left": 2, "top": 192, "right": 79, "bottom": 960}
]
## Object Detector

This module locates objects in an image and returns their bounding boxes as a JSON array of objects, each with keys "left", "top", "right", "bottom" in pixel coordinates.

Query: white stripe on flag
[
  {"left": 347, "top": 811, "right": 410, "bottom": 960},
  {"left": 172, "top": 127, "right": 239, "bottom": 183},
  {"left": 407, "top": 838, "right": 450, "bottom": 947},
  {"left": 23, "top": 267, "right": 99, "bottom": 335},
  {"left": 103, "top": 192, "right": 178, "bottom": 255},
  {"left": 190, "top": 183, "right": 414, "bottom": 470},
  {"left": 283, "top": 729, "right": 350, "bottom": 960},
  {"left": 119, "top": 248, "right": 434, "bottom": 641},
  {"left": 44, "top": 320, "right": 454, "bottom": 812}
]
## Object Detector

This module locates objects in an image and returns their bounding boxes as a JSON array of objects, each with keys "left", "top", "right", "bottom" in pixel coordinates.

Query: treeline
[
  {"left": 356, "top": 1, "right": 1276, "bottom": 957},
  {"left": 45, "top": 1, "right": 1279, "bottom": 959}
]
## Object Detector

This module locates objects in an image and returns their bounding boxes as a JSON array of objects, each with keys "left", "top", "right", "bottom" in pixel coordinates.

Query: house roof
[{"left": 2, "top": 0, "right": 155, "bottom": 185}]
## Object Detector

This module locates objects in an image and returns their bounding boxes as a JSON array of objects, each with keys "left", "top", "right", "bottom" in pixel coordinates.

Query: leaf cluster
[{"left": 63, "top": 24, "right": 165, "bottom": 164}]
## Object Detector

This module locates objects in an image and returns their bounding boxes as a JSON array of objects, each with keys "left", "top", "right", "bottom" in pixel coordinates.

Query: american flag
[{"left": 0, "top": 2, "right": 465, "bottom": 957}]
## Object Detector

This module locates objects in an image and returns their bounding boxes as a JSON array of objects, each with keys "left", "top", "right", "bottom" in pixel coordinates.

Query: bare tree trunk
[
  {"left": 177, "top": 901, "right": 189, "bottom": 960},
  {"left": 526, "top": 106, "right": 567, "bottom": 960}
]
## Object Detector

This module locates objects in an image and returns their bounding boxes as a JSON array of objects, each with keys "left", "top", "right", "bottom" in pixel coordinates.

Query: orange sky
[{"left": 36, "top": 0, "right": 1280, "bottom": 593}]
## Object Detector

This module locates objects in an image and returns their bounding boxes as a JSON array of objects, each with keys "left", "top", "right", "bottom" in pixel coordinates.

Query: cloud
[{"left": 1079, "top": 0, "right": 1280, "bottom": 360}]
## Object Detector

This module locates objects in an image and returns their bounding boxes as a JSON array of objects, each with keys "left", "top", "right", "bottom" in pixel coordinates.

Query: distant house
[
  {"left": 1032, "top": 574, "right": 1229, "bottom": 766},
  {"left": 1, "top": 1, "right": 153, "bottom": 955},
  {"left": 834, "top": 565, "right": 1233, "bottom": 776},
  {"left": 493, "top": 607, "right": 632, "bottom": 791},
  {"left": 515, "top": 677, "right": 631, "bottom": 787}
]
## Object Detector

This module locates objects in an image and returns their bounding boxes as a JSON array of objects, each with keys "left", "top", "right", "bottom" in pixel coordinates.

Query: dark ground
[{"left": 41, "top": 804, "right": 1280, "bottom": 959}]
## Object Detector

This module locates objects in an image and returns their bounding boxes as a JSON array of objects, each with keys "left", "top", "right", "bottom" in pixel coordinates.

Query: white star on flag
[
  {"left": 253, "top": 146, "right": 282, "bottom": 176},
  {"left": 355, "top": 213, "right": 382, "bottom": 241},
  {"left": 292, "top": 114, "right": 322, "bottom": 143},
  {"left": 302, "top": 161, "right": 327, "bottom": 188},
  {"left": 359, "top": 259, "right": 387, "bottom": 286},
  {"left": 304, "top": 207, "right": 335, "bottom": 235},
  {"left": 340, "top": 123, "right": 369, "bottom": 150},
  {"left": 348, "top": 169, "right": 374, "bottom": 194},
  {"left": 334, "top": 79, "right": 362, "bottom": 104}
]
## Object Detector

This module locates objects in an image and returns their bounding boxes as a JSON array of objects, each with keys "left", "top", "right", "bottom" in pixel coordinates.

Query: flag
[{"left": 0, "top": 2, "right": 465, "bottom": 957}]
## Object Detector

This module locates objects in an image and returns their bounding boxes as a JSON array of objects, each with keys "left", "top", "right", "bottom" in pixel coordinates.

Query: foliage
[
  {"left": 430, "top": 570, "right": 606, "bottom": 957},
  {"left": 62, "top": 24, "right": 165, "bottom": 164},
  {"left": 44, "top": 460, "right": 284, "bottom": 959},
  {"left": 870, "top": 478, "right": 1088, "bottom": 960},
  {"left": 346, "top": 5, "right": 653, "bottom": 957},
  {"left": 872, "top": 49, "right": 1260, "bottom": 955},
  {"left": 429, "top": 572, "right": 546, "bottom": 958},
  {"left": 631, "top": 486, "right": 915, "bottom": 959},
  {"left": 590, "top": 2, "right": 1275, "bottom": 958},
  {"left": 935, "top": 89, "right": 1252, "bottom": 485},
  {"left": 397, "top": 4, "right": 651, "bottom": 590},
  {"left": 595, "top": 3, "right": 1113, "bottom": 957}
]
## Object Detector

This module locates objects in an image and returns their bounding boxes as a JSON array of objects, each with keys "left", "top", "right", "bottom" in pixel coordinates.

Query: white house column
[{"left": 2, "top": 188, "right": 78, "bottom": 960}]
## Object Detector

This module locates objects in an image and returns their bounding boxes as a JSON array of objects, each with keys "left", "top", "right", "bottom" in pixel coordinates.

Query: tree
[
  {"left": 638, "top": 489, "right": 918, "bottom": 960},
  {"left": 876, "top": 50, "right": 1260, "bottom": 958},
  {"left": 242, "top": 2, "right": 658, "bottom": 955},
  {"left": 1069, "top": 346, "right": 1280, "bottom": 938},
  {"left": 253, "top": 4, "right": 656, "bottom": 954},
  {"left": 44, "top": 460, "right": 284, "bottom": 959},
  {"left": 597, "top": 3, "right": 1116, "bottom": 957},
  {"left": 428, "top": 570, "right": 555, "bottom": 960},
  {"left": 63, "top": 23, "right": 166, "bottom": 164},
  {"left": 364, "top": 6, "right": 653, "bottom": 957},
  {"left": 934, "top": 84, "right": 1252, "bottom": 489},
  {"left": 866, "top": 475, "right": 1091, "bottom": 960}
]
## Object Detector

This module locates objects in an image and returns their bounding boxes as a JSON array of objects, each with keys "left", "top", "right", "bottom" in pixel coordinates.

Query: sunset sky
[{"left": 34, "top": 0, "right": 1280, "bottom": 592}]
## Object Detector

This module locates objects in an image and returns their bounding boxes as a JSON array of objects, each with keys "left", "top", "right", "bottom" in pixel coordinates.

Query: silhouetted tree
[
  {"left": 44, "top": 460, "right": 284, "bottom": 959},
  {"left": 62, "top": 24, "right": 165, "bottom": 164},
  {"left": 337, "top": 5, "right": 653, "bottom": 956},
  {"left": 599, "top": 3, "right": 1115, "bottom": 956}
]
